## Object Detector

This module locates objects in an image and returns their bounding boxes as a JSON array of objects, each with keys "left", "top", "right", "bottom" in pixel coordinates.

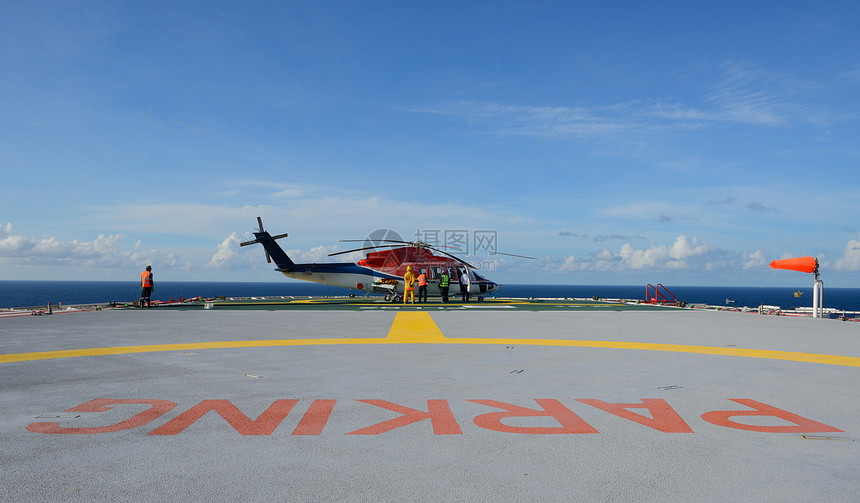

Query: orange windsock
[{"left": 769, "top": 256, "right": 817, "bottom": 274}]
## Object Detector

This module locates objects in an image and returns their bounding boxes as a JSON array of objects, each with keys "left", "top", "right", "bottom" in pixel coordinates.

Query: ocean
[{"left": 2, "top": 280, "right": 860, "bottom": 312}]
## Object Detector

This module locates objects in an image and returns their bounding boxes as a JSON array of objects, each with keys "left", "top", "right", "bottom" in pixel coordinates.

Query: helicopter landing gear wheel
[
  {"left": 478, "top": 296, "right": 485, "bottom": 302},
  {"left": 393, "top": 295, "right": 402, "bottom": 303},
  {"left": 384, "top": 294, "right": 392, "bottom": 302}
]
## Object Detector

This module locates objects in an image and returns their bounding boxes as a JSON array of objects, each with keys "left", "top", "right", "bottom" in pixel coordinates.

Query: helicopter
[{"left": 240, "top": 217, "right": 533, "bottom": 302}]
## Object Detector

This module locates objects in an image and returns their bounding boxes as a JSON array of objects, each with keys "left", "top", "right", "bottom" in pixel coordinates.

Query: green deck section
[{"left": 154, "top": 296, "right": 675, "bottom": 311}]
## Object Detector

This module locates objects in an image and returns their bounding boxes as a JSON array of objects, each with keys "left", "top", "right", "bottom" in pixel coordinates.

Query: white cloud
[
  {"left": 669, "top": 235, "right": 715, "bottom": 260},
  {"left": 0, "top": 223, "right": 165, "bottom": 269},
  {"left": 287, "top": 244, "right": 344, "bottom": 263},
  {"left": 833, "top": 233, "right": 860, "bottom": 271},
  {"left": 89, "top": 203, "right": 272, "bottom": 237},
  {"left": 548, "top": 235, "right": 735, "bottom": 273},
  {"left": 841, "top": 64, "right": 860, "bottom": 83},
  {"left": 707, "top": 60, "right": 843, "bottom": 127},
  {"left": 558, "top": 255, "right": 578, "bottom": 272},
  {"left": 409, "top": 60, "right": 845, "bottom": 148},
  {"left": 88, "top": 188, "right": 507, "bottom": 248},
  {"left": 410, "top": 101, "right": 665, "bottom": 139},
  {"left": 741, "top": 249, "right": 769, "bottom": 269},
  {"left": 546, "top": 238, "right": 781, "bottom": 280},
  {"left": 5, "top": 189, "right": 533, "bottom": 280},
  {"left": 207, "top": 232, "right": 244, "bottom": 269}
]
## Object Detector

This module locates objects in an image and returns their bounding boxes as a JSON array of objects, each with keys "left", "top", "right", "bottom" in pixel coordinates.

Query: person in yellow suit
[{"left": 403, "top": 265, "right": 416, "bottom": 304}]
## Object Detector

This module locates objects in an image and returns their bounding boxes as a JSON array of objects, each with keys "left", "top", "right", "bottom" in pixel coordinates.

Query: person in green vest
[{"left": 439, "top": 268, "right": 450, "bottom": 303}]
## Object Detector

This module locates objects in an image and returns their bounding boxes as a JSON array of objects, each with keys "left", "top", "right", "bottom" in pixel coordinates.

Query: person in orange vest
[
  {"left": 417, "top": 269, "right": 428, "bottom": 303},
  {"left": 403, "top": 265, "right": 416, "bottom": 304},
  {"left": 139, "top": 265, "right": 154, "bottom": 308}
]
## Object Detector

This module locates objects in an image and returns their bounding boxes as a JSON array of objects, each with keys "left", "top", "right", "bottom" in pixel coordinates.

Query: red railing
[{"left": 645, "top": 284, "right": 677, "bottom": 305}]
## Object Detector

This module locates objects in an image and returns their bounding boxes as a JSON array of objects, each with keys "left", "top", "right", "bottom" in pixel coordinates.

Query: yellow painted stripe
[
  {"left": 2, "top": 312, "right": 859, "bottom": 367},
  {"left": 386, "top": 311, "right": 447, "bottom": 342}
]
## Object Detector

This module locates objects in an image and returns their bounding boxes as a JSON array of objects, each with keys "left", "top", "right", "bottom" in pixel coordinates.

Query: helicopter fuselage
[
  {"left": 241, "top": 219, "right": 498, "bottom": 301},
  {"left": 277, "top": 255, "right": 498, "bottom": 299}
]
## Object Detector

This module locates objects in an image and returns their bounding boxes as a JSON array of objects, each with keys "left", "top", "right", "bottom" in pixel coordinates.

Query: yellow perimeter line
[{"left": 2, "top": 312, "right": 859, "bottom": 367}]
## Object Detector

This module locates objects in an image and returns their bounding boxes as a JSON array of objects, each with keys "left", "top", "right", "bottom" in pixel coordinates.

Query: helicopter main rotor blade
[
  {"left": 337, "top": 238, "right": 462, "bottom": 250},
  {"left": 488, "top": 251, "right": 537, "bottom": 259},
  {"left": 425, "top": 246, "right": 477, "bottom": 269},
  {"left": 337, "top": 239, "right": 409, "bottom": 244}
]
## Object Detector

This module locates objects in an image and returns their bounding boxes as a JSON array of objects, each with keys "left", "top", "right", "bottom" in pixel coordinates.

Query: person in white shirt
[{"left": 459, "top": 268, "right": 471, "bottom": 302}]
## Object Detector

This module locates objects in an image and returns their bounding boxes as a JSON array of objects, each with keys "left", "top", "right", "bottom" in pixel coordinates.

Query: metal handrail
[{"left": 645, "top": 284, "right": 677, "bottom": 305}]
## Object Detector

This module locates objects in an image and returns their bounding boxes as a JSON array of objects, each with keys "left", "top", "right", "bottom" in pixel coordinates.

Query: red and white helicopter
[{"left": 240, "top": 217, "right": 533, "bottom": 302}]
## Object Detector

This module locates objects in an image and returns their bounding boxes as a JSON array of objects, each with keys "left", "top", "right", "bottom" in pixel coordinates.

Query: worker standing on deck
[
  {"left": 439, "top": 268, "right": 450, "bottom": 303},
  {"left": 403, "top": 265, "right": 416, "bottom": 304},
  {"left": 139, "top": 265, "right": 154, "bottom": 308},
  {"left": 417, "top": 269, "right": 428, "bottom": 303},
  {"left": 459, "top": 268, "right": 470, "bottom": 302}
]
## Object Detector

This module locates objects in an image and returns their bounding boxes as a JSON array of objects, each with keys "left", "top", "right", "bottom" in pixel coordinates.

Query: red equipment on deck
[{"left": 645, "top": 284, "right": 677, "bottom": 305}]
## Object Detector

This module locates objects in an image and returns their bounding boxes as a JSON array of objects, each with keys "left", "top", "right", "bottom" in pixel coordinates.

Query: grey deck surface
[{"left": 1, "top": 307, "right": 858, "bottom": 502}]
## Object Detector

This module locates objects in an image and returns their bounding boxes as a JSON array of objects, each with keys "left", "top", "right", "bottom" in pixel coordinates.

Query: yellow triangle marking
[{"left": 386, "top": 311, "right": 447, "bottom": 342}]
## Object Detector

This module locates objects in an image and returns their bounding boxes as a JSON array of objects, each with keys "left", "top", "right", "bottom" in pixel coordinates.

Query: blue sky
[{"left": 2, "top": 1, "right": 859, "bottom": 287}]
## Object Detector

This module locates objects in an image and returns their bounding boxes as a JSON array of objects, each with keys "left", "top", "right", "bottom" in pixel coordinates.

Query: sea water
[{"left": 2, "top": 280, "right": 860, "bottom": 312}]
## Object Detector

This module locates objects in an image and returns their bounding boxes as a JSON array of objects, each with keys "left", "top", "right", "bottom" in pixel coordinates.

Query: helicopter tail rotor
[{"left": 239, "top": 217, "right": 291, "bottom": 266}]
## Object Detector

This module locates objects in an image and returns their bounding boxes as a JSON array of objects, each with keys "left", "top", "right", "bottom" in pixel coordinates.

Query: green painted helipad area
[{"left": 156, "top": 296, "right": 670, "bottom": 311}]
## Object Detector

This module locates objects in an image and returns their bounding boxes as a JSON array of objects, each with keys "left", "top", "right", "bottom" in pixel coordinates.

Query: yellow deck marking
[
  {"left": 386, "top": 311, "right": 447, "bottom": 342},
  {"left": 2, "top": 311, "right": 859, "bottom": 367}
]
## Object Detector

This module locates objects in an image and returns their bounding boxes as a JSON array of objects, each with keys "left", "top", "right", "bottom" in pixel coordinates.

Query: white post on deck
[
  {"left": 812, "top": 279, "right": 820, "bottom": 318},
  {"left": 816, "top": 279, "right": 824, "bottom": 318}
]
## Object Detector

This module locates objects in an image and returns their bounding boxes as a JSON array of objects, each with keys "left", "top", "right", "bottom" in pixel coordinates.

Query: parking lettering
[
  {"left": 347, "top": 400, "right": 462, "bottom": 435},
  {"left": 27, "top": 399, "right": 176, "bottom": 434},
  {"left": 292, "top": 399, "right": 337, "bottom": 435},
  {"left": 469, "top": 399, "right": 598, "bottom": 434},
  {"left": 576, "top": 399, "right": 694, "bottom": 433},
  {"left": 701, "top": 399, "right": 843, "bottom": 433},
  {"left": 27, "top": 398, "right": 844, "bottom": 435},
  {"left": 149, "top": 399, "right": 298, "bottom": 436}
]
